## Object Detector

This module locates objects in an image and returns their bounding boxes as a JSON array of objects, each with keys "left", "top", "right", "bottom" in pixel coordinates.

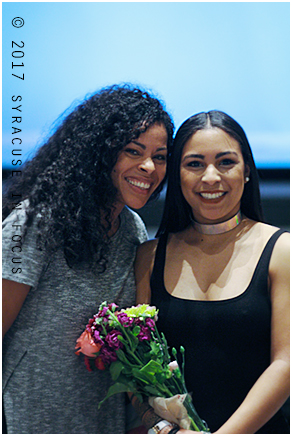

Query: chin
[
  {"left": 129, "top": 201, "right": 148, "bottom": 210},
  {"left": 124, "top": 197, "right": 149, "bottom": 210}
]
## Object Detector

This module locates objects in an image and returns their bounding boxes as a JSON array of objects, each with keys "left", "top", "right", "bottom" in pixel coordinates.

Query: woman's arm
[
  {"left": 2, "top": 278, "right": 31, "bottom": 338},
  {"left": 215, "top": 232, "right": 290, "bottom": 434}
]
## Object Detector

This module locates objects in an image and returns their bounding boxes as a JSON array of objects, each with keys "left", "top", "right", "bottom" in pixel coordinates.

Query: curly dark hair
[{"left": 3, "top": 84, "right": 174, "bottom": 271}]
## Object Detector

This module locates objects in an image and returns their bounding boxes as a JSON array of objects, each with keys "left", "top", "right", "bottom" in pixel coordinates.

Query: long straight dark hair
[{"left": 157, "top": 110, "right": 264, "bottom": 236}]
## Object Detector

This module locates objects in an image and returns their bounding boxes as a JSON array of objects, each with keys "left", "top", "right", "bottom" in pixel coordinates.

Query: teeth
[
  {"left": 127, "top": 179, "right": 151, "bottom": 190},
  {"left": 200, "top": 192, "right": 225, "bottom": 199}
]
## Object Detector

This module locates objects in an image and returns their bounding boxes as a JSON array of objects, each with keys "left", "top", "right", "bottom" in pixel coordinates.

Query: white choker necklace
[{"left": 192, "top": 211, "right": 242, "bottom": 235}]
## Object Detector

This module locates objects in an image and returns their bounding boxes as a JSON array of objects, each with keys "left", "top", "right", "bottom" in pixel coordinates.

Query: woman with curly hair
[{"left": 2, "top": 84, "right": 174, "bottom": 433}]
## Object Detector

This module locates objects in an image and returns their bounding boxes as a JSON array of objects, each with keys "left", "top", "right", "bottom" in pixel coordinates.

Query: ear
[{"left": 244, "top": 165, "right": 250, "bottom": 183}]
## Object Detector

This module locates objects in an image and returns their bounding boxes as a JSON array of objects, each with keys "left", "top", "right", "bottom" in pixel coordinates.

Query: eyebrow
[
  {"left": 182, "top": 151, "right": 238, "bottom": 162},
  {"left": 131, "top": 140, "right": 167, "bottom": 152}
]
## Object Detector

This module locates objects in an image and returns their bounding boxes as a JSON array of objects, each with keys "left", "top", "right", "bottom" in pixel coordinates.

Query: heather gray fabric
[{"left": 2, "top": 202, "right": 147, "bottom": 434}]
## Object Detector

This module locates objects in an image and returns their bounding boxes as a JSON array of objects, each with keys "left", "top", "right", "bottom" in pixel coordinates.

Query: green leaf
[
  {"left": 117, "top": 335, "right": 128, "bottom": 346},
  {"left": 143, "top": 385, "right": 161, "bottom": 396},
  {"left": 132, "top": 325, "right": 141, "bottom": 336},
  {"left": 141, "top": 359, "right": 164, "bottom": 374},
  {"left": 121, "top": 365, "right": 133, "bottom": 376},
  {"left": 132, "top": 367, "right": 156, "bottom": 385},
  {"left": 132, "top": 359, "right": 165, "bottom": 385},
  {"left": 131, "top": 334, "right": 139, "bottom": 349},
  {"left": 115, "top": 349, "right": 135, "bottom": 366},
  {"left": 149, "top": 341, "right": 161, "bottom": 357},
  {"left": 110, "top": 360, "right": 124, "bottom": 381},
  {"left": 115, "top": 373, "right": 135, "bottom": 387},
  {"left": 127, "top": 332, "right": 139, "bottom": 351},
  {"left": 98, "top": 382, "right": 130, "bottom": 409},
  {"left": 143, "top": 352, "right": 152, "bottom": 361},
  {"left": 156, "top": 371, "right": 168, "bottom": 384}
]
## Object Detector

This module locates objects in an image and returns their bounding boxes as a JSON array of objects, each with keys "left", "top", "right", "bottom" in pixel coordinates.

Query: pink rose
[{"left": 75, "top": 330, "right": 102, "bottom": 357}]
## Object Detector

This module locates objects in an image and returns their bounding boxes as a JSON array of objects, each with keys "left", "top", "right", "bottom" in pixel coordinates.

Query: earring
[{"left": 245, "top": 176, "right": 250, "bottom": 182}]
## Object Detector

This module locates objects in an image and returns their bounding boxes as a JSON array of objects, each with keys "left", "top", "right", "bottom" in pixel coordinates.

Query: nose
[
  {"left": 201, "top": 164, "right": 221, "bottom": 185},
  {"left": 139, "top": 157, "right": 156, "bottom": 174}
]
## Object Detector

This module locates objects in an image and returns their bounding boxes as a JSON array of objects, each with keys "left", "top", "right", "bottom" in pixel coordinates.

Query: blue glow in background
[{"left": 3, "top": 2, "right": 290, "bottom": 169}]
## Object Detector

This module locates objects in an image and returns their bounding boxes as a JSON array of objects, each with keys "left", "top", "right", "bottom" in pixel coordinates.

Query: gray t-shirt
[{"left": 2, "top": 202, "right": 147, "bottom": 434}]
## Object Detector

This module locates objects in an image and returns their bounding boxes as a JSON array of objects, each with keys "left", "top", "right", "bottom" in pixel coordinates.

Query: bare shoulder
[
  {"left": 249, "top": 221, "right": 289, "bottom": 244},
  {"left": 136, "top": 238, "right": 159, "bottom": 263},
  {"left": 135, "top": 239, "right": 159, "bottom": 305},
  {"left": 256, "top": 222, "right": 290, "bottom": 251},
  {"left": 243, "top": 222, "right": 289, "bottom": 267},
  {"left": 251, "top": 222, "right": 290, "bottom": 286},
  {"left": 269, "top": 227, "right": 290, "bottom": 273},
  {"left": 137, "top": 237, "right": 159, "bottom": 252}
]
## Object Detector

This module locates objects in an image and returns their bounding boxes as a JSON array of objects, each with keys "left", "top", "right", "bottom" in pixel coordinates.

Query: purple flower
[
  {"left": 138, "top": 325, "right": 151, "bottom": 342},
  {"left": 117, "top": 312, "right": 134, "bottom": 327},
  {"left": 100, "top": 346, "right": 117, "bottom": 364},
  {"left": 98, "top": 307, "right": 110, "bottom": 318},
  {"left": 93, "top": 330, "right": 104, "bottom": 346},
  {"left": 105, "top": 329, "right": 124, "bottom": 349},
  {"left": 145, "top": 318, "right": 155, "bottom": 331}
]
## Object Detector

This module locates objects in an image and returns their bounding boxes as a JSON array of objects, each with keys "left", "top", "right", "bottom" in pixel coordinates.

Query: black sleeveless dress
[{"left": 150, "top": 229, "right": 289, "bottom": 433}]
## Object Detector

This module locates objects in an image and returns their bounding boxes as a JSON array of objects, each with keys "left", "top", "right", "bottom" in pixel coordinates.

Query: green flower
[{"left": 122, "top": 304, "right": 158, "bottom": 319}]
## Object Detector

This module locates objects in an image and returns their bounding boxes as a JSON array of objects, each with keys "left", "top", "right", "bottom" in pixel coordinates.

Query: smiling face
[
  {"left": 180, "top": 127, "right": 250, "bottom": 224},
  {"left": 111, "top": 123, "right": 168, "bottom": 211}
]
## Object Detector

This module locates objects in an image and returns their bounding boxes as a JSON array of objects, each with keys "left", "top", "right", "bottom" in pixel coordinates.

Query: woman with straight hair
[{"left": 134, "top": 111, "right": 289, "bottom": 434}]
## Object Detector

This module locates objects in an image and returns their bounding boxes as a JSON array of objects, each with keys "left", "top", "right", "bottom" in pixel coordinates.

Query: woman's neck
[{"left": 191, "top": 211, "right": 242, "bottom": 235}]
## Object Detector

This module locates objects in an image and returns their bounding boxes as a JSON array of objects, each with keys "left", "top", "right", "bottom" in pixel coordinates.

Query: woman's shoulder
[
  {"left": 137, "top": 237, "right": 159, "bottom": 257},
  {"left": 245, "top": 221, "right": 289, "bottom": 265},
  {"left": 249, "top": 221, "right": 289, "bottom": 241},
  {"left": 136, "top": 238, "right": 160, "bottom": 272},
  {"left": 2, "top": 199, "right": 29, "bottom": 229},
  {"left": 2, "top": 198, "right": 45, "bottom": 229},
  {"left": 265, "top": 224, "right": 290, "bottom": 265},
  {"left": 121, "top": 207, "right": 148, "bottom": 240},
  {"left": 122, "top": 207, "right": 144, "bottom": 226}
]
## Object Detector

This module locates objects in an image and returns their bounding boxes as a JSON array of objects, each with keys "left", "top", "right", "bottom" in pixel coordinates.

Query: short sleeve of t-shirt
[{"left": 2, "top": 203, "right": 48, "bottom": 288}]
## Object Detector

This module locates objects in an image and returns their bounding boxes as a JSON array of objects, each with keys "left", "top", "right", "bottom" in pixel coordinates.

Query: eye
[
  {"left": 124, "top": 148, "right": 141, "bottom": 156},
  {"left": 186, "top": 160, "right": 204, "bottom": 168},
  {"left": 153, "top": 154, "right": 167, "bottom": 162},
  {"left": 219, "top": 158, "right": 236, "bottom": 166}
]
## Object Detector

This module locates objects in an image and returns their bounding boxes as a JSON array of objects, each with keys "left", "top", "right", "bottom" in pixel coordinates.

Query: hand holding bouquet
[{"left": 76, "top": 302, "right": 209, "bottom": 432}]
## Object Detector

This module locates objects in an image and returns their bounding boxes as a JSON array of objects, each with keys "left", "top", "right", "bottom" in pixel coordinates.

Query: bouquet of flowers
[{"left": 76, "top": 302, "right": 209, "bottom": 432}]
